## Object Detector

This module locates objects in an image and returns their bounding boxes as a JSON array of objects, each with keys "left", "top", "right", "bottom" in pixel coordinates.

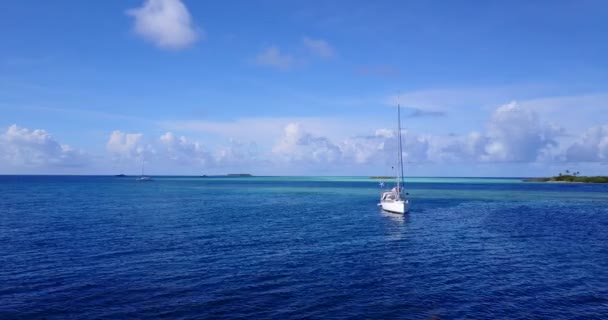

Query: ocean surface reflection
[{"left": 1, "top": 176, "right": 607, "bottom": 319}]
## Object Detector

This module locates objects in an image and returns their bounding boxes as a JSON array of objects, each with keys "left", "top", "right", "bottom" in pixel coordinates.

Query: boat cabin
[{"left": 381, "top": 187, "right": 402, "bottom": 201}]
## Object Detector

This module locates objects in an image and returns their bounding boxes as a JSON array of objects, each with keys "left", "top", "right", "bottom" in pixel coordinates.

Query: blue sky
[{"left": 1, "top": 0, "right": 607, "bottom": 176}]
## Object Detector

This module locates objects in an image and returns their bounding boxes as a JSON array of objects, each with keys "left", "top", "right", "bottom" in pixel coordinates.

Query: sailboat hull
[{"left": 380, "top": 200, "right": 410, "bottom": 214}]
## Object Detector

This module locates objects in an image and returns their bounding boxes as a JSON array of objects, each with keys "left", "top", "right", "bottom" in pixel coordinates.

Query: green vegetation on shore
[
  {"left": 370, "top": 176, "right": 396, "bottom": 180},
  {"left": 524, "top": 170, "right": 608, "bottom": 183}
]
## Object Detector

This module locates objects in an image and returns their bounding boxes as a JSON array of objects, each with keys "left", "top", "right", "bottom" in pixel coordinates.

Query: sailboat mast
[{"left": 397, "top": 104, "right": 405, "bottom": 194}]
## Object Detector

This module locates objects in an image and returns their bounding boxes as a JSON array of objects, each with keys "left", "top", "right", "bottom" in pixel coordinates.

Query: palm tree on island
[{"left": 525, "top": 170, "right": 608, "bottom": 183}]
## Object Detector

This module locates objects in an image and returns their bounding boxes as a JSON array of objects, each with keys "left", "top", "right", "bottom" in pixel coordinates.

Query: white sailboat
[
  {"left": 136, "top": 155, "right": 152, "bottom": 182},
  {"left": 379, "top": 104, "right": 410, "bottom": 214}
]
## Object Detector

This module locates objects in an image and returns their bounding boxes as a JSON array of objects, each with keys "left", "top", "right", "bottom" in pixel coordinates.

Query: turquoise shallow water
[
  {"left": 1, "top": 176, "right": 607, "bottom": 319},
  {"left": 179, "top": 176, "right": 525, "bottom": 184}
]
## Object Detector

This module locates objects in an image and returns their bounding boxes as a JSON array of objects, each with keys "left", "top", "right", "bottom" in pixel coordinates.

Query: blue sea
[{"left": 1, "top": 176, "right": 607, "bottom": 319}]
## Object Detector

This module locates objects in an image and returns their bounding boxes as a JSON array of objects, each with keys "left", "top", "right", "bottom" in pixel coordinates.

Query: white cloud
[
  {"left": 272, "top": 123, "right": 430, "bottom": 167},
  {"left": 153, "top": 90, "right": 608, "bottom": 173},
  {"left": 99, "top": 101, "right": 606, "bottom": 175},
  {"left": 518, "top": 93, "right": 608, "bottom": 133},
  {"left": 273, "top": 123, "right": 341, "bottom": 163},
  {"left": 159, "top": 131, "right": 211, "bottom": 165},
  {"left": 214, "top": 139, "right": 261, "bottom": 166},
  {"left": 106, "top": 130, "right": 146, "bottom": 160},
  {"left": 482, "top": 102, "right": 561, "bottom": 162},
  {"left": 162, "top": 118, "right": 287, "bottom": 140},
  {"left": 0, "top": 125, "right": 86, "bottom": 167},
  {"left": 387, "top": 88, "right": 608, "bottom": 138},
  {"left": 254, "top": 46, "right": 294, "bottom": 70},
  {"left": 7, "top": 97, "right": 607, "bottom": 175},
  {"left": 402, "top": 133, "right": 431, "bottom": 163},
  {"left": 433, "top": 132, "right": 488, "bottom": 162},
  {"left": 430, "top": 102, "right": 564, "bottom": 163},
  {"left": 340, "top": 131, "right": 387, "bottom": 165},
  {"left": 158, "top": 133, "right": 268, "bottom": 171},
  {"left": 106, "top": 130, "right": 264, "bottom": 171},
  {"left": 127, "top": 0, "right": 200, "bottom": 49},
  {"left": 341, "top": 129, "right": 431, "bottom": 165},
  {"left": 565, "top": 125, "right": 608, "bottom": 162},
  {"left": 302, "top": 37, "right": 335, "bottom": 58},
  {"left": 160, "top": 116, "right": 371, "bottom": 143}
]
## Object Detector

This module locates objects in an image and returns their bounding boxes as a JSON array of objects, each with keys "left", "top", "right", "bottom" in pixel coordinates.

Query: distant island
[
  {"left": 114, "top": 174, "right": 127, "bottom": 177},
  {"left": 370, "top": 176, "right": 396, "bottom": 180},
  {"left": 524, "top": 170, "right": 608, "bottom": 183},
  {"left": 200, "top": 174, "right": 253, "bottom": 177}
]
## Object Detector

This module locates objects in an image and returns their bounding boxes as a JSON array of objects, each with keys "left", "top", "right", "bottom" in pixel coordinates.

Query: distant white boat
[
  {"left": 379, "top": 104, "right": 410, "bottom": 214},
  {"left": 136, "top": 155, "right": 152, "bottom": 182}
]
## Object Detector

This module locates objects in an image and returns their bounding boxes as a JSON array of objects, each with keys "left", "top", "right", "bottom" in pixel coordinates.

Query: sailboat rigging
[
  {"left": 136, "top": 153, "right": 152, "bottom": 181},
  {"left": 378, "top": 104, "right": 410, "bottom": 214}
]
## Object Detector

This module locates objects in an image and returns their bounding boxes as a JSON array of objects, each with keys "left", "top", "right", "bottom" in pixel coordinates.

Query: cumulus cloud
[
  {"left": 565, "top": 125, "right": 608, "bottom": 162},
  {"left": 214, "top": 139, "right": 260, "bottom": 166},
  {"left": 302, "top": 37, "right": 334, "bottom": 58},
  {"left": 0, "top": 125, "right": 86, "bottom": 167},
  {"left": 341, "top": 129, "right": 431, "bottom": 165},
  {"left": 431, "top": 102, "right": 564, "bottom": 163},
  {"left": 272, "top": 123, "right": 430, "bottom": 167},
  {"left": 9, "top": 100, "right": 602, "bottom": 175},
  {"left": 106, "top": 130, "right": 267, "bottom": 171},
  {"left": 402, "top": 133, "right": 432, "bottom": 163},
  {"left": 159, "top": 132, "right": 211, "bottom": 165},
  {"left": 127, "top": 0, "right": 200, "bottom": 49},
  {"left": 273, "top": 123, "right": 342, "bottom": 163},
  {"left": 340, "top": 131, "right": 388, "bottom": 165},
  {"left": 254, "top": 46, "right": 294, "bottom": 70},
  {"left": 106, "top": 130, "right": 147, "bottom": 160},
  {"left": 105, "top": 101, "right": 596, "bottom": 175},
  {"left": 434, "top": 132, "right": 488, "bottom": 162},
  {"left": 482, "top": 102, "right": 561, "bottom": 162}
]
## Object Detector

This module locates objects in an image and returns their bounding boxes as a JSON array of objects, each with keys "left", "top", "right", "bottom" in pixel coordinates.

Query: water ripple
[{"left": 1, "top": 176, "right": 607, "bottom": 319}]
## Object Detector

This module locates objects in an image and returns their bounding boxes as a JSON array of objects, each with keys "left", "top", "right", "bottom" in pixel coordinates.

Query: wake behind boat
[{"left": 379, "top": 104, "right": 410, "bottom": 214}]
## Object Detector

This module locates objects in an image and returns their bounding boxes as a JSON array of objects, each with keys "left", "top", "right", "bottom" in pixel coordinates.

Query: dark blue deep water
[{"left": 1, "top": 176, "right": 607, "bottom": 319}]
